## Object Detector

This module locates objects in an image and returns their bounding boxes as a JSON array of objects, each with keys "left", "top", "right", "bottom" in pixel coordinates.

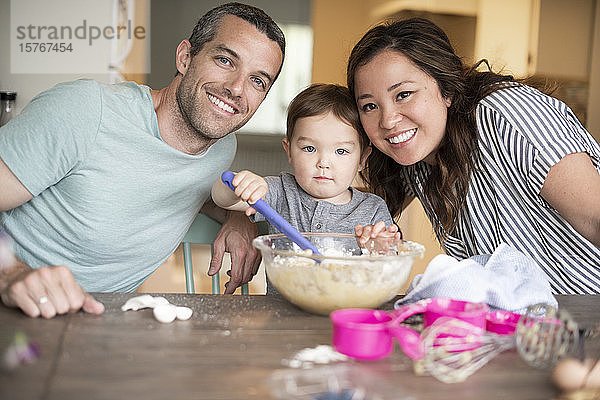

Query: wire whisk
[
  {"left": 515, "top": 304, "right": 580, "bottom": 370},
  {"left": 417, "top": 317, "right": 514, "bottom": 383}
]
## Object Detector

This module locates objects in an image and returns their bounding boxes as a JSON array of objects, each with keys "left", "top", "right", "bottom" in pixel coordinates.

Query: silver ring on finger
[{"left": 38, "top": 296, "right": 49, "bottom": 304}]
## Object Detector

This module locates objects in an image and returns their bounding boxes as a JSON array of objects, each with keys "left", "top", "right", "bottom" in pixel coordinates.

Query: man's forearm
[{"left": 200, "top": 198, "right": 231, "bottom": 224}]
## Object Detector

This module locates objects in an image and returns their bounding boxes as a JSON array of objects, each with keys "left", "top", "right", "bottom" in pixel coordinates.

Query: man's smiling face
[{"left": 176, "top": 15, "right": 283, "bottom": 140}]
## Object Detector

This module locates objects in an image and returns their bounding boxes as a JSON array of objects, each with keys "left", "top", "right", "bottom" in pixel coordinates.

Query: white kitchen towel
[{"left": 395, "top": 243, "right": 558, "bottom": 314}]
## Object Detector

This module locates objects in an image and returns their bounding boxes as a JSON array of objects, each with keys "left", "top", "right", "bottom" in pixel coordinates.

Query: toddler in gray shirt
[{"left": 212, "top": 84, "right": 400, "bottom": 293}]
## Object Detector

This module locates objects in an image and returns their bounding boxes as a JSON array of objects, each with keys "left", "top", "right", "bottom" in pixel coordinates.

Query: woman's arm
[{"left": 540, "top": 152, "right": 600, "bottom": 247}]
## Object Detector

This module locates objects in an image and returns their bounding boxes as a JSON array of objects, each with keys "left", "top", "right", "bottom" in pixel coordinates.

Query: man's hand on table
[
  {"left": 0, "top": 261, "right": 104, "bottom": 318},
  {"left": 208, "top": 210, "right": 261, "bottom": 294}
]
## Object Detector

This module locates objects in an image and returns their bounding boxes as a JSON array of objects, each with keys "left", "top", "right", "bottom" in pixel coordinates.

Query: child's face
[{"left": 282, "top": 112, "right": 369, "bottom": 204}]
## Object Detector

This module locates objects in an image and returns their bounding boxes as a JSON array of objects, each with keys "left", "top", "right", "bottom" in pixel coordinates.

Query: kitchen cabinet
[
  {"left": 476, "top": 0, "right": 596, "bottom": 81},
  {"left": 535, "top": 0, "right": 595, "bottom": 81}
]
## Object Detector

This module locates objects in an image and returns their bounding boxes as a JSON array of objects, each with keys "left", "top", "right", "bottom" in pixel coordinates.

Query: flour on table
[{"left": 283, "top": 345, "right": 348, "bottom": 368}]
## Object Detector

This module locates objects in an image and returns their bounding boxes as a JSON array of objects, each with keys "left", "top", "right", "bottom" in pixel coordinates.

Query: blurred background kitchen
[{"left": 1, "top": 0, "right": 599, "bottom": 294}]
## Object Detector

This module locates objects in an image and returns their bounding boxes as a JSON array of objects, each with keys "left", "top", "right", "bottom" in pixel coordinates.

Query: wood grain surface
[{"left": 1, "top": 294, "right": 599, "bottom": 400}]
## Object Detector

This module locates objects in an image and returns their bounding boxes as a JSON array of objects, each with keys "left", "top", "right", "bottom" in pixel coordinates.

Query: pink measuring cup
[
  {"left": 330, "top": 308, "right": 423, "bottom": 360},
  {"left": 486, "top": 309, "right": 522, "bottom": 335}
]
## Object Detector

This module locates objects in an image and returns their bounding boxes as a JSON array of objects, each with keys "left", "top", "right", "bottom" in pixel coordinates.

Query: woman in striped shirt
[{"left": 347, "top": 18, "right": 600, "bottom": 294}]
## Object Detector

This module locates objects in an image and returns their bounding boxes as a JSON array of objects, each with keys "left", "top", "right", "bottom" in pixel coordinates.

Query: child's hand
[
  {"left": 355, "top": 221, "right": 402, "bottom": 243},
  {"left": 354, "top": 222, "right": 402, "bottom": 254},
  {"left": 231, "top": 170, "right": 268, "bottom": 216}
]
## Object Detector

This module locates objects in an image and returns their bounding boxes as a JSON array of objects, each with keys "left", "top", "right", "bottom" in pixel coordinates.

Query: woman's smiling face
[{"left": 353, "top": 49, "right": 451, "bottom": 166}]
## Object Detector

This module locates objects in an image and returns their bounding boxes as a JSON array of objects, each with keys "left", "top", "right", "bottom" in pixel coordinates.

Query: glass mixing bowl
[{"left": 253, "top": 233, "right": 425, "bottom": 316}]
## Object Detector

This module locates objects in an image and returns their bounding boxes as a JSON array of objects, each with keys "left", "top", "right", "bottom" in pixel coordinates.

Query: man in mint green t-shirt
[{"left": 0, "top": 3, "right": 285, "bottom": 318}]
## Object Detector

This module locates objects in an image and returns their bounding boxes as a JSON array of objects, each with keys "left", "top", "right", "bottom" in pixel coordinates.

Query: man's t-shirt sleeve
[{"left": 0, "top": 79, "right": 102, "bottom": 196}]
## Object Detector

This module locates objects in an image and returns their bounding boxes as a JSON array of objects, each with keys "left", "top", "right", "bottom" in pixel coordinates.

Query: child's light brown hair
[{"left": 286, "top": 83, "right": 370, "bottom": 157}]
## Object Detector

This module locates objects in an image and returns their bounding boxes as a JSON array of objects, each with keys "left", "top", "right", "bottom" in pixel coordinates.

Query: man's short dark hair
[{"left": 187, "top": 2, "right": 285, "bottom": 79}]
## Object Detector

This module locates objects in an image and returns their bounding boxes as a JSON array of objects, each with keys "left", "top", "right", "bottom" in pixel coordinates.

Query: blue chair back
[{"left": 182, "top": 213, "right": 249, "bottom": 294}]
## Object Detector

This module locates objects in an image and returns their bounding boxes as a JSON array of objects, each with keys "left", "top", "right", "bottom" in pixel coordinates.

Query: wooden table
[{"left": 1, "top": 294, "right": 599, "bottom": 400}]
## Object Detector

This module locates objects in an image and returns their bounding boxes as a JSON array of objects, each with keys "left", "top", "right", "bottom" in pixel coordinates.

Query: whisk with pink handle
[
  {"left": 418, "top": 317, "right": 515, "bottom": 383},
  {"left": 515, "top": 303, "right": 584, "bottom": 370}
]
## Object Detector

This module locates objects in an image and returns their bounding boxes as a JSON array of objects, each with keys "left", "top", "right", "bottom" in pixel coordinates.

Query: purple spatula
[{"left": 221, "top": 171, "right": 321, "bottom": 255}]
